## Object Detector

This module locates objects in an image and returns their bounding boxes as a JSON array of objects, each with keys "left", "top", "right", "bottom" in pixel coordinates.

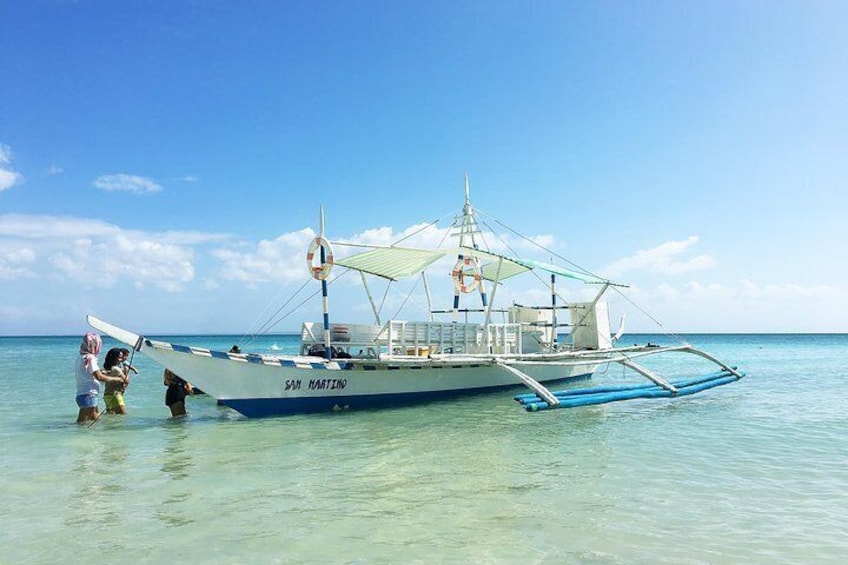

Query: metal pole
[
  {"left": 452, "top": 288, "right": 460, "bottom": 323},
  {"left": 422, "top": 272, "right": 434, "bottom": 322},
  {"left": 551, "top": 273, "right": 557, "bottom": 352},
  {"left": 320, "top": 206, "right": 331, "bottom": 360},
  {"left": 360, "top": 271, "right": 381, "bottom": 325},
  {"left": 483, "top": 257, "right": 504, "bottom": 351},
  {"left": 454, "top": 174, "right": 471, "bottom": 323}
]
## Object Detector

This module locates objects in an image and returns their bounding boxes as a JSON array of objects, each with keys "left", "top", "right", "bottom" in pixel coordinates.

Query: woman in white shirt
[{"left": 75, "top": 333, "right": 126, "bottom": 424}]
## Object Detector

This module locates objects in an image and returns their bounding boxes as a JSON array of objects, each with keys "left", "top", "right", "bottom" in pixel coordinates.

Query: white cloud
[
  {"left": 212, "top": 228, "right": 316, "bottom": 284},
  {"left": 0, "top": 170, "right": 23, "bottom": 192},
  {"left": 0, "top": 247, "right": 37, "bottom": 280},
  {"left": 0, "top": 304, "right": 55, "bottom": 324},
  {"left": 155, "top": 230, "right": 230, "bottom": 245},
  {"left": 47, "top": 165, "right": 64, "bottom": 175},
  {"left": 684, "top": 280, "right": 735, "bottom": 301},
  {"left": 606, "top": 277, "right": 848, "bottom": 332},
  {"left": 94, "top": 173, "right": 162, "bottom": 194},
  {"left": 0, "top": 214, "right": 219, "bottom": 290},
  {"left": 736, "top": 278, "right": 846, "bottom": 300},
  {"left": 205, "top": 220, "right": 566, "bottom": 307},
  {"left": 655, "top": 282, "right": 681, "bottom": 301},
  {"left": 603, "top": 236, "right": 717, "bottom": 277},
  {"left": 206, "top": 218, "right": 555, "bottom": 287},
  {"left": 3, "top": 208, "right": 848, "bottom": 332},
  {"left": 0, "top": 214, "right": 120, "bottom": 239},
  {"left": 9, "top": 248, "right": 36, "bottom": 263},
  {"left": 0, "top": 214, "right": 225, "bottom": 245},
  {"left": 338, "top": 221, "right": 559, "bottom": 260},
  {"left": 522, "top": 234, "right": 556, "bottom": 250},
  {"left": 341, "top": 222, "right": 450, "bottom": 248},
  {"left": 0, "top": 144, "right": 24, "bottom": 192},
  {"left": 639, "top": 279, "right": 848, "bottom": 303},
  {"left": 49, "top": 235, "right": 194, "bottom": 291}
]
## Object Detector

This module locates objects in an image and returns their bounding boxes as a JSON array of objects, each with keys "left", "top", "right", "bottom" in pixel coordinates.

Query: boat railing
[
  {"left": 382, "top": 320, "right": 521, "bottom": 356},
  {"left": 300, "top": 322, "right": 384, "bottom": 357},
  {"left": 300, "top": 320, "right": 523, "bottom": 358}
]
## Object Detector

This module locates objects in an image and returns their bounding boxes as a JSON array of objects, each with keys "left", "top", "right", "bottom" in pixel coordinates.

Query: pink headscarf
[{"left": 80, "top": 332, "right": 102, "bottom": 371}]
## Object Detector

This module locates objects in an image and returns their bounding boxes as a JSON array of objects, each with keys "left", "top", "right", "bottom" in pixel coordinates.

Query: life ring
[
  {"left": 452, "top": 256, "right": 482, "bottom": 293},
  {"left": 306, "top": 236, "right": 334, "bottom": 280}
]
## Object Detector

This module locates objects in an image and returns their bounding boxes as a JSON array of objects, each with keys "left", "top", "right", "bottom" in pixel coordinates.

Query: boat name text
[{"left": 285, "top": 378, "right": 348, "bottom": 391}]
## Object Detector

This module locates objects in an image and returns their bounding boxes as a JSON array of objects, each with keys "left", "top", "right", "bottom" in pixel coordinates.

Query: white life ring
[
  {"left": 306, "top": 236, "right": 334, "bottom": 280},
  {"left": 452, "top": 256, "right": 482, "bottom": 293}
]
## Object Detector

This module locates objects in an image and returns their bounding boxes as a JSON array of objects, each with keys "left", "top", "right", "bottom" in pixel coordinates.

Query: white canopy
[
  {"left": 334, "top": 244, "right": 624, "bottom": 286},
  {"left": 333, "top": 247, "right": 446, "bottom": 280}
]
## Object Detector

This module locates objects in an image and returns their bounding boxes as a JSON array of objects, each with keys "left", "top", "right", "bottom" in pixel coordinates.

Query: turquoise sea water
[{"left": 1, "top": 333, "right": 846, "bottom": 563}]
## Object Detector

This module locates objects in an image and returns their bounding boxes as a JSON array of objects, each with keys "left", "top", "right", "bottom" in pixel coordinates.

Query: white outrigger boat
[{"left": 88, "top": 179, "right": 744, "bottom": 417}]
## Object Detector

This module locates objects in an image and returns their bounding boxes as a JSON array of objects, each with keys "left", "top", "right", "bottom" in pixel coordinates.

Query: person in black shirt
[{"left": 163, "top": 368, "right": 193, "bottom": 417}]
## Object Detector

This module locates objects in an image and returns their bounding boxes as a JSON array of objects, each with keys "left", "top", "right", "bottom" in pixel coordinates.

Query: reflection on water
[
  {"left": 156, "top": 421, "right": 196, "bottom": 527},
  {"left": 64, "top": 437, "right": 117, "bottom": 529},
  {"left": 161, "top": 422, "right": 192, "bottom": 480}
]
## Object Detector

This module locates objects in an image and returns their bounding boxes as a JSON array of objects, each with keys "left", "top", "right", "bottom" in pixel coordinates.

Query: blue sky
[{"left": 1, "top": 0, "right": 847, "bottom": 335}]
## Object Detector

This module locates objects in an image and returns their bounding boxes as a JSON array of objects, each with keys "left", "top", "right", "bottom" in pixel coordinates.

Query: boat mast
[
  {"left": 319, "top": 205, "right": 331, "bottom": 360},
  {"left": 550, "top": 272, "right": 557, "bottom": 352},
  {"left": 452, "top": 174, "right": 488, "bottom": 322}
]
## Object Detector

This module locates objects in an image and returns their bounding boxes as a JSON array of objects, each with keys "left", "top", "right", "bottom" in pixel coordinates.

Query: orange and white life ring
[
  {"left": 306, "top": 236, "right": 334, "bottom": 280},
  {"left": 451, "top": 256, "right": 482, "bottom": 293}
]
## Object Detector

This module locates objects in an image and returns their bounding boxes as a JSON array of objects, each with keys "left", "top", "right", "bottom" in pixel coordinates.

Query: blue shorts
[{"left": 76, "top": 393, "right": 98, "bottom": 408}]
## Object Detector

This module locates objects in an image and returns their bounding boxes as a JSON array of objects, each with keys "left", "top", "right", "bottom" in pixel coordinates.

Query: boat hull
[
  {"left": 222, "top": 376, "right": 593, "bottom": 417},
  {"left": 138, "top": 338, "right": 594, "bottom": 417},
  {"left": 86, "top": 315, "right": 743, "bottom": 417}
]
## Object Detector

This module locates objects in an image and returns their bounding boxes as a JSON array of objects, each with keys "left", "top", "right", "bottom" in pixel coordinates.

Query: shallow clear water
[{"left": 1, "top": 333, "right": 846, "bottom": 563}]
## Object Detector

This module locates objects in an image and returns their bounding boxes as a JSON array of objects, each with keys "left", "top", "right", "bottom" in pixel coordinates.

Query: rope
[
  {"left": 239, "top": 277, "right": 311, "bottom": 346},
  {"left": 86, "top": 396, "right": 107, "bottom": 428},
  {"left": 257, "top": 268, "right": 353, "bottom": 335},
  {"left": 476, "top": 208, "right": 600, "bottom": 279},
  {"left": 86, "top": 407, "right": 104, "bottom": 428},
  {"left": 610, "top": 286, "right": 688, "bottom": 346},
  {"left": 247, "top": 276, "right": 315, "bottom": 341},
  {"left": 477, "top": 217, "right": 573, "bottom": 308},
  {"left": 435, "top": 220, "right": 453, "bottom": 248},
  {"left": 391, "top": 275, "right": 423, "bottom": 320},
  {"left": 476, "top": 207, "right": 685, "bottom": 343},
  {"left": 389, "top": 205, "right": 461, "bottom": 247},
  {"left": 377, "top": 280, "right": 392, "bottom": 318}
]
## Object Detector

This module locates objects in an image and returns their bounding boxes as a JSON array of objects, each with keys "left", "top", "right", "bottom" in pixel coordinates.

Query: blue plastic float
[{"left": 514, "top": 368, "right": 745, "bottom": 412}]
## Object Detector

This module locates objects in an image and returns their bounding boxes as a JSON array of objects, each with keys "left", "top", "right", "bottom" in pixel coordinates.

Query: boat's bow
[{"left": 87, "top": 315, "right": 144, "bottom": 350}]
